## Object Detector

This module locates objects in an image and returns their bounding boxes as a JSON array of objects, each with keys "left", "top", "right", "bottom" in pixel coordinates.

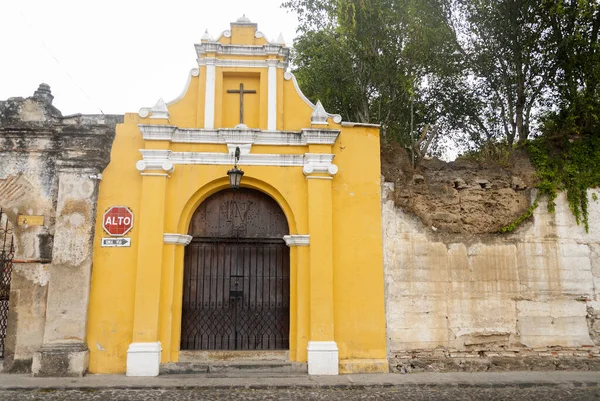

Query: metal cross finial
[{"left": 227, "top": 83, "right": 257, "bottom": 125}]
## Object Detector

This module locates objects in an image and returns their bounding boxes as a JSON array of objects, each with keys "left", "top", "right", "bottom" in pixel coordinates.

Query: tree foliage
[{"left": 285, "top": 0, "right": 464, "bottom": 159}]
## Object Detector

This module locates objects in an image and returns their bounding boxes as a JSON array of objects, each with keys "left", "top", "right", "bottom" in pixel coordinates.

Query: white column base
[
  {"left": 126, "top": 342, "right": 162, "bottom": 376},
  {"left": 307, "top": 341, "right": 339, "bottom": 375}
]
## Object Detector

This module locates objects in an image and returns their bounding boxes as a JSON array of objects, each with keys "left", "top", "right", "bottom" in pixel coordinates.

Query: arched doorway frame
[{"left": 169, "top": 176, "right": 299, "bottom": 362}]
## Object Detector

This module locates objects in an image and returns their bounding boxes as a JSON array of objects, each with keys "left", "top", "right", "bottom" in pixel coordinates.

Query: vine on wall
[{"left": 500, "top": 135, "right": 600, "bottom": 234}]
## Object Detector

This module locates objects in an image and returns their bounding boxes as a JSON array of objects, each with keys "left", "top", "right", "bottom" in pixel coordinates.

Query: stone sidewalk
[{"left": 0, "top": 371, "right": 598, "bottom": 390}]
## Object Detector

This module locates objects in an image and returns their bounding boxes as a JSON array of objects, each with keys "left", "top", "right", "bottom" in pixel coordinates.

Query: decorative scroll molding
[
  {"left": 137, "top": 125, "right": 340, "bottom": 147},
  {"left": 135, "top": 154, "right": 174, "bottom": 174},
  {"left": 283, "top": 234, "right": 310, "bottom": 247},
  {"left": 139, "top": 97, "right": 171, "bottom": 119},
  {"left": 163, "top": 233, "right": 193, "bottom": 245},
  {"left": 303, "top": 153, "right": 338, "bottom": 176}
]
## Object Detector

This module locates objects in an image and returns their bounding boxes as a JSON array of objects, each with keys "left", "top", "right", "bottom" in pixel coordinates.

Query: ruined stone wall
[
  {"left": 383, "top": 181, "right": 600, "bottom": 372},
  {"left": 0, "top": 85, "right": 120, "bottom": 374}
]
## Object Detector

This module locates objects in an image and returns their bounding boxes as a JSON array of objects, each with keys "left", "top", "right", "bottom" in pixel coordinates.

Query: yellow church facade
[{"left": 86, "top": 17, "right": 388, "bottom": 376}]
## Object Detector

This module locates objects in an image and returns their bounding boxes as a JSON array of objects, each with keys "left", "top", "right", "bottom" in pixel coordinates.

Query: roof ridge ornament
[
  {"left": 273, "top": 33, "right": 286, "bottom": 45},
  {"left": 237, "top": 14, "right": 251, "bottom": 23},
  {"left": 311, "top": 100, "right": 329, "bottom": 125},
  {"left": 201, "top": 29, "right": 212, "bottom": 42},
  {"left": 150, "top": 98, "right": 169, "bottom": 119}
]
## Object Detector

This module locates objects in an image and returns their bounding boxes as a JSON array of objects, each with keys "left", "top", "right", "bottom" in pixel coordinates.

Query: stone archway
[{"left": 180, "top": 188, "right": 290, "bottom": 351}]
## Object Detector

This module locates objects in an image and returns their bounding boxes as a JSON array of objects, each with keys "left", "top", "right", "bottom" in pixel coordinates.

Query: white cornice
[
  {"left": 163, "top": 233, "right": 193, "bottom": 245},
  {"left": 197, "top": 58, "right": 287, "bottom": 69},
  {"left": 195, "top": 42, "right": 290, "bottom": 61},
  {"left": 136, "top": 149, "right": 337, "bottom": 171},
  {"left": 283, "top": 235, "right": 310, "bottom": 247},
  {"left": 139, "top": 125, "right": 177, "bottom": 140},
  {"left": 341, "top": 121, "right": 381, "bottom": 128},
  {"left": 137, "top": 125, "right": 340, "bottom": 147},
  {"left": 303, "top": 129, "right": 340, "bottom": 144}
]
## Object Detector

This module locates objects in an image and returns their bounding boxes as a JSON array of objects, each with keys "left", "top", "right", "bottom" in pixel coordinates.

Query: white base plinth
[
  {"left": 307, "top": 341, "right": 339, "bottom": 375},
  {"left": 126, "top": 342, "right": 162, "bottom": 377}
]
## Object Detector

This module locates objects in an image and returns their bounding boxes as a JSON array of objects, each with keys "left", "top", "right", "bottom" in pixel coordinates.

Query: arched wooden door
[{"left": 181, "top": 188, "right": 290, "bottom": 351}]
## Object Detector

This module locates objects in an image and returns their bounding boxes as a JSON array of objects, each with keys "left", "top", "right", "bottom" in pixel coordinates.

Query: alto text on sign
[{"left": 102, "top": 206, "right": 134, "bottom": 236}]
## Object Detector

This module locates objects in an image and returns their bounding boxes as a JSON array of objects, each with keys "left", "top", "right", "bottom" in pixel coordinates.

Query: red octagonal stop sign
[{"left": 102, "top": 206, "right": 134, "bottom": 236}]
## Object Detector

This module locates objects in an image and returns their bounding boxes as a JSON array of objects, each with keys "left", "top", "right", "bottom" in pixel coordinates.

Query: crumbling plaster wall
[
  {"left": 0, "top": 84, "right": 120, "bottom": 374},
  {"left": 383, "top": 182, "right": 600, "bottom": 372}
]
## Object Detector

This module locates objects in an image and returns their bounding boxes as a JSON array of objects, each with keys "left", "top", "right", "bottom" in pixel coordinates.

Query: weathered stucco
[
  {"left": 0, "top": 84, "right": 120, "bottom": 375},
  {"left": 383, "top": 182, "right": 600, "bottom": 372}
]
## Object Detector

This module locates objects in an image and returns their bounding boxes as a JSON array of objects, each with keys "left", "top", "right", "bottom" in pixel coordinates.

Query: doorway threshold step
[{"left": 160, "top": 361, "right": 307, "bottom": 375}]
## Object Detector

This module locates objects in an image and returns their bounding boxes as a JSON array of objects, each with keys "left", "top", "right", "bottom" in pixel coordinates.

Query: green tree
[
  {"left": 285, "top": 0, "right": 465, "bottom": 160},
  {"left": 453, "top": 0, "right": 559, "bottom": 146}
]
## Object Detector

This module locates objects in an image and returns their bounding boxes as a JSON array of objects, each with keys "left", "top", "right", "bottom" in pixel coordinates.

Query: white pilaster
[
  {"left": 204, "top": 59, "right": 216, "bottom": 129},
  {"left": 307, "top": 341, "right": 339, "bottom": 375},
  {"left": 126, "top": 342, "right": 162, "bottom": 376},
  {"left": 267, "top": 59, "right": 278, "bottom": 130}
]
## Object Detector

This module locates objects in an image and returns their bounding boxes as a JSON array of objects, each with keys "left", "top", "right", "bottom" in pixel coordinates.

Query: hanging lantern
[{"left": 228, "top": 146, "right": 244, "bottom": 190}]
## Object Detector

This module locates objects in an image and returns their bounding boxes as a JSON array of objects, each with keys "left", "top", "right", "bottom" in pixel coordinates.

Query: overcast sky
[{"left": 0, "top": 1, "right": 299, "bottom": 115}]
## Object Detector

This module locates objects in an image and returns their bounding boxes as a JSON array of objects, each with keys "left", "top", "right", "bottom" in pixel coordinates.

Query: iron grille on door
[
  {"left": 181, "top": 238, "right": 290, "bottom": 350},
  {"left": 0, "top": 209, "right": 15, "bottom": 359}
]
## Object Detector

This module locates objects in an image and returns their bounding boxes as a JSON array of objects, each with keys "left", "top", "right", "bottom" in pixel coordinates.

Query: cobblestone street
[{"left": 1, "top": 385, "right": 600, "bottom": 400}]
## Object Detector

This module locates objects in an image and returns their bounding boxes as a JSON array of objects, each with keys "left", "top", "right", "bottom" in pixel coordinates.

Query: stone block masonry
[
  {"left": 0, "top": 84, "right": 121, "bottom": 375},
  {"left": 383, "top": 179, "right": 600, "bottom": 372}
]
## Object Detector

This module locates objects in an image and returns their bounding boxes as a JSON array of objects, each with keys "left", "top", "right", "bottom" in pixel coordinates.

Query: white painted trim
[
  {"left": 204, "top": 61, "right": 216, "bottom": 129},
  {"left": 303, "top": 129, "right": 340, "bottom": 145},
  {"left": 163, "top": 233, "right": 193, "bottom": 245},
  {"left": 267, "top": 61, "right": 277, "bottom": 130},
  {"left": 126, "top": 342, "right": 162, "bottom": 377},
  {"left": 307, "top": 341, "right": 339, "bottom": 375},
  {"left": 171, "top": 151, "right": 304, "bottom": 166},
  {"left": 140, "top": 126, "right": 338, "bottom": 146},
  {"left": 303, "top": 153, "right": 338, "bottom": 176},
  {"left": 197, "top": 58, "right": 287, "bottom": 69},
  {"left": 149, "top": 98, "right": 169, "bottom": 120},
  {"left": 227, "top": 143, "right": 252, "bottom": 155},
  {"left": 137, "top": 149, "right": 338, "bottom": 171},
  {"left": 138, "top": 125, "right": 177, "bottom": 141},
  {"left": 195, "top": 43, "right": 290, "bottom": 59},
  {"left": 311, "top": 101, "right": 329, "bottom": 125},
  {"left": 341, "top": 121, "right": 381, "bottom": 128},
  {"left": 283, "top": 235, "right": 310, "bottom": 247}
]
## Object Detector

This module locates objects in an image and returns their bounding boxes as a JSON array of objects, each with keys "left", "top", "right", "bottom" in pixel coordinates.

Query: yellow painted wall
[{"left": 87, "top": 20, "right": 387, "bottom": 374}]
